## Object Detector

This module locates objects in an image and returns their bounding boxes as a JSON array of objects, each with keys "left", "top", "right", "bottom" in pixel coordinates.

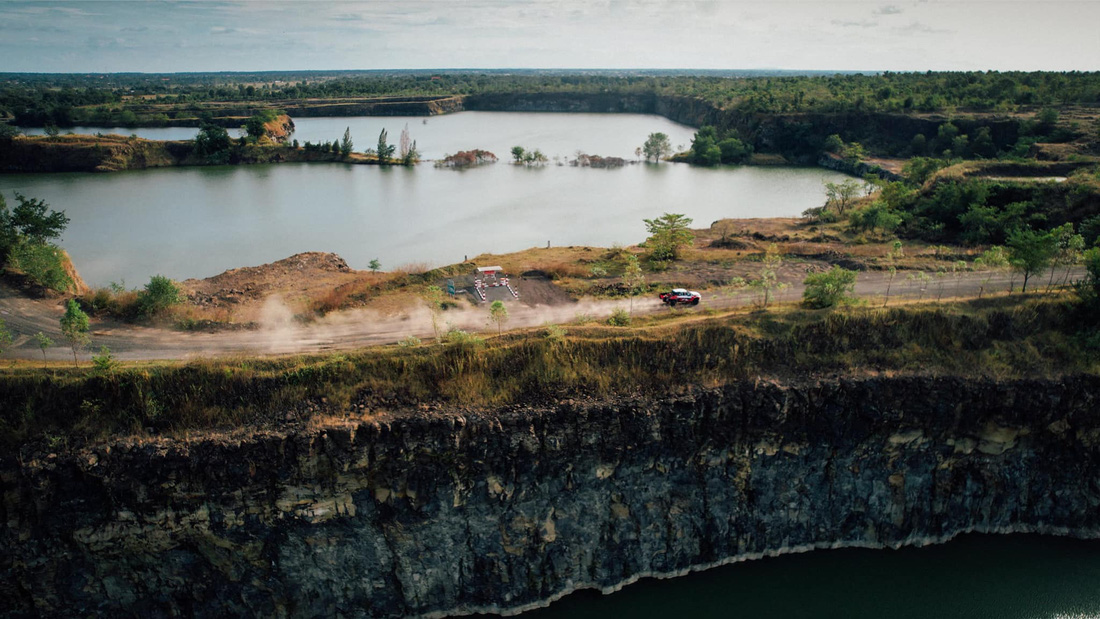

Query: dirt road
[{"left": 0, "top": 268, "right": 1083, "bottom": 362}]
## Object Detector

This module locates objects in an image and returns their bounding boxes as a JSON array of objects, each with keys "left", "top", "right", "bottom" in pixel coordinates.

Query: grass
[{"left": 0, "top": 294, "right": 1095, "bottom": 450}]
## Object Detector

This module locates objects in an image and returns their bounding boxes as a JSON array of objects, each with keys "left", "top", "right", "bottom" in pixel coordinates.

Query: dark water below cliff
[{"left": 511, "top": 535, "right": 1100, "bottom": 619}]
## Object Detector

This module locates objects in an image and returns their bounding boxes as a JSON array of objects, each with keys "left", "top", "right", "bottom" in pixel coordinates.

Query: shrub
[
  {"left": 445, "top": 329, "right": 485, "bottom": 349},
  {"left": 7, "top": 239, "right": 72, "bottom": 292},
  {"left": 138, "top": 275, "right": 182, "bottom": 316},
  {"left": 398, "top": 335, "right": 422, "bottom": 348},
  {"left": 543, "top": 324, "right": 566, "bottom": 342},
  {"left": 91, "top": 346, "right": 119, "bottom": 375},
  {"left": 802, "top": 266, "right": 858, "bottom": 309},
  {"left": 607, "top": 308, "right": 631, "bottom": 326}
]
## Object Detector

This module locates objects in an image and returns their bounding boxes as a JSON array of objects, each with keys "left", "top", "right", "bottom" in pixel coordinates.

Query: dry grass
[{"left": 1, "top": 295, "right": 1094, "bottom": 449}]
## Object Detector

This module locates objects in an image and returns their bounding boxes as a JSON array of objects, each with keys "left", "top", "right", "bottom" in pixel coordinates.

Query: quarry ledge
[{"left": 3, "top": 373, "right": 1099, "bottom": 618}]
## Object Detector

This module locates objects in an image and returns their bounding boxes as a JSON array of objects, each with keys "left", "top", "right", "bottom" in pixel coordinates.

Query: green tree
[
  {"left": 802, "top": 266, "right": 858, "bottom": 309},
  {"left": 60, "top": 298, "right": 90, "bottom": 366},
  {"left": 849, "top": 201, "right": 902, "bottom": 235},
  {"left": 340, "top": 126, "right": 354, "bottom": 156},
  {"left": 643, "top": 213, "right": 694, "bottom": 263},
  {"left": 642, "top": 132, "right": 672, "bottom": 163},
  {"left": 376, "top": 129, "right": 395, "bottom": 163},
  {"left": 138, "top": 274, "right": 182, "bottom": 316},
  {"left": 10, "top": 193, "right": 69, "bottom": 244},
  {"left": 244, "top": 115, "right": 267, "bottom": 143},
  {"left": 717, "top": 137, "right": 753, "bottom": 164},
  {"left": 91, "top": 345, "right": 119, "bottom": 376},
  {"left": 423, "top": 285, "right": 444, "bottom": 342},
  {"left": 511, "top": 145, "right": 526, "bottom": 163},
  {"left": 824, "top": 134, "right": 844, "bottom": 153},
  {"left": 488, "top": 300, "right": 509, "bottom": 336},
  {"left": 1050, "top": 222, "right": 1085, "bottom": 289},
  {"left": 33, "top": 331, "right": 52, "bottom": 368},
  {"left": 402, "top": 140, "right": 419, "bottom": 166},
  {"left": 749, "top": 243, "right": 787, "bottom": 309},
  {"left": 974, "top": 245, "right": 1008, "bottom": 299},
  {"left": 369, "top": 258, "right": 381, "bottom": 273},
  {"left": 824, "top": 179, "right": 862, "bottom": 216},
  {"left": 1007, "top": 227, "right": 1057, "bottom": 293},
  {"left": 194, "top": 124, "right": 231, "bottom": 159},
  {"left": 620, "top": 253, "right": 646, "bottom": 316}
]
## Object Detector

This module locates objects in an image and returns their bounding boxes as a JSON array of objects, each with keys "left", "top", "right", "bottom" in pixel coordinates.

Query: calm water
[
  {"left": 512, "top": 534, "right": 1100, "bottom": 619},
  {"left": 3, "top": 113, "right": 849, "bottom": 286},
  {"left": 21, "top": 111, "right": 695, "bottom": 160}
]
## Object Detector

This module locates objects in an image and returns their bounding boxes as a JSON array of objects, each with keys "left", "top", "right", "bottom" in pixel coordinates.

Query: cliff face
[{"left": 3, "top": 376, "right": 1099, "bottom": 618}]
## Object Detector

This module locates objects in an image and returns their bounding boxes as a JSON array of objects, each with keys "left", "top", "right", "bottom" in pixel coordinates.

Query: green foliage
[
  {"left": 689, "top": 126, "right": 722, "bottom": 166},
  {"left": 9, "top": 193, "right": 69, "bottom": 244},
  {"left": 7, "top": 239, "right": 73, "bottom": 292},
  {"left": 444, "top": 328, "right": 485, "bottom": 349},
  {"left": 376, "top": 129, "right": 395, "bottom": 163},
  {"left": 1077, "top": 247, "right": 1100, "bottom": 308},
  {"left": 369, "top": 258, "right": 381, "bottom": 273},
  {"left": 543, "top": 324, "right": 566, "bottom": 343},
  {"left": 607, "top": 308, "right": 631, "bottom": 326},
  {"left": 398, "top": 335, "right": 422, "bottom": 348},
  {"left": 902, "top": 157, "right": 954, "bottom": 185},
  {"left": 848, "top": 201, "right": 902, "bottom": 235},
  {"left": 488, "top": 300, "right": 509, "bottom": 335},
  {"left": 138, "top": 275, "right": 182, "bottom": 317},
  {"left": 1007, "top": 227, "right": 1058, "bottom": 292},
  {"left": 194, "top": 124, "right": 231, "bottom": 161},
  {"left": 340, "top": 126, "right": 353, "bottom": 156},
  {"left": 33, "top": 331, "right": 52, "bottom": 365},
  {"left": 0, "top": 318, "right": 11, "bottom": 355},
  {"left": 91, "top": 346, "right": 120, "bottom": 376},
  {"left": 642, "top": 132, "right": 672, "bottom": 163},
  {"left": 802, "top": 266, "right": 858, "bottom": 309},
  {"left": 748, "top": 246, "right": 788, "bottom": 310},
  {"left": 1080, "top": 215, "right": 1100, "bottom": 249},
  {"left": 60, "top": 298, "right": 90, "bottom": 365},
  {"left": 717, "top": 137, "right": 753, "bottom": 164},
  {"left": 620, "top": 253, "right": 646, "bottom": 314},
  {"left": 824, "top": 179, "right": 862, "bottom": 216},
  {"left": 643, "top": 213, "right": 694, "bottom": 263},
  {"left": 959, "top": 201, "right": 1032, "bottom": 245},
  {"left": 511, "top": 145, "right": 525, "bottom": 163}
]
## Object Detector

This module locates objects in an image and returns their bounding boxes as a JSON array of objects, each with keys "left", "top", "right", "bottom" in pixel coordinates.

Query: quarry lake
[
  {"left": 518, "top": 534, "right": 1100, "bottom": 619},
  {"left": 5, "top": 113, "right": 850, "bottom": 286}
]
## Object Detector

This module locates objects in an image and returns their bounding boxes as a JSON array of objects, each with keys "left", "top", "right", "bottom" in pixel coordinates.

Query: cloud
[
  {"left": 893, "top": 21, "right": 952, "bottom": 35},
  {"left": 875, "top": 5, "right": 903, "bottom": 15},
  {"left": 832, "top": 19, "right": 878, "bottom": 29}
]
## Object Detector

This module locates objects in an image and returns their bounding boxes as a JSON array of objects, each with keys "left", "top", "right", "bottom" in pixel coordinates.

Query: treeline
[{"left": 4, "top": 71, "right": 1100, "bottom": 127}]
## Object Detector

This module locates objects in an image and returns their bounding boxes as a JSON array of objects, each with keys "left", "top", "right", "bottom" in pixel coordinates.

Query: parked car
[{"left": 659, "top": 288, "right": 701, "bottom": 306}]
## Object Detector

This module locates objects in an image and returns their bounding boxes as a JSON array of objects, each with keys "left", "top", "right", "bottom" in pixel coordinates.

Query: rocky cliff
[{"left": 3, "top": 375, "right": 1099, "bottom": 617}]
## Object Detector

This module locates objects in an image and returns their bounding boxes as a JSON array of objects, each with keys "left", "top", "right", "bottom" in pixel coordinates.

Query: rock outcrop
[{"left": 2, "top": 376, "right": 1099, "bottom": 617}]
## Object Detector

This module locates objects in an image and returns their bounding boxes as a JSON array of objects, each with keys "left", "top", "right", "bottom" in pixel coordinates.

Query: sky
[{"left": 0, "top": 0, "right": 1097, "bottom": 73}]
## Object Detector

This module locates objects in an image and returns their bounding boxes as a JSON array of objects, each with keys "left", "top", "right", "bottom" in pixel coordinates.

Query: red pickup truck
[{"left": 659, "top": 288, "right": 701, "bottom": 306}]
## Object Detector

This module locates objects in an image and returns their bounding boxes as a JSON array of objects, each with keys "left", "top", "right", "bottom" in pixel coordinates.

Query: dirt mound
[{"left": 182, "top": 252, "right": 358, "bottom": 318}]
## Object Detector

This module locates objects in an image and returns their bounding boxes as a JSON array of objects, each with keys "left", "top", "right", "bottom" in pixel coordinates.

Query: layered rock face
[{"left": 3, "top": 376, "right": 1099, "bottom": 617}]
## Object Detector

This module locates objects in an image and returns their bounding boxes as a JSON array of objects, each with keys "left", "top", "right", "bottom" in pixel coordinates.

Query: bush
[
  {"left": 802, "top": 266, "right": 858, "bottom": 309},
  {"left": 607, "top": 308, "right": 631, "bottom": 326},
  {"left": 543, "top": 324, "right": 566, "bottom": 342},
  {"left": 138, "top": 275, "right": 182, "bottom": 316},
  {"left": 398, "top": 335, "right": 422, "bottom": 348},
  {"left": 7, "top": 239, "right": 72, "bottom": 292}
]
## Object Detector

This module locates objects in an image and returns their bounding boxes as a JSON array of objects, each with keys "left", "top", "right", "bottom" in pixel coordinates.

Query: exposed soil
[{"left": 181, "top": 252, "right": 373, "bottom": 322}]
